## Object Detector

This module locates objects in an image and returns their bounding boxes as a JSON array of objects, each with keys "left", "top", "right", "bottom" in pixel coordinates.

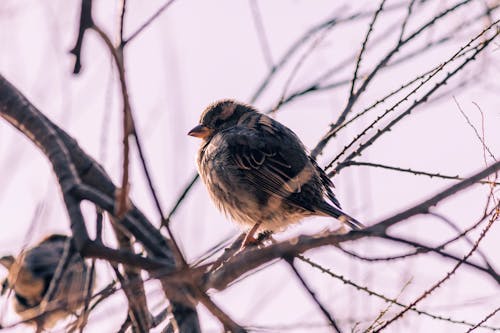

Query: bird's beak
[{"left": 188, "top": 124, "right": 212, "bottom": 139}]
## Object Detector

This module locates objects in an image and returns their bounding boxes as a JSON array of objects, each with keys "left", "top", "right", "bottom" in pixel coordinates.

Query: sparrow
[
  {"left": 188, "top": 100, "right": 363, "bottom": 246},
  {"left": 0, "top": 234, "right": 92, "bottom": 330}
]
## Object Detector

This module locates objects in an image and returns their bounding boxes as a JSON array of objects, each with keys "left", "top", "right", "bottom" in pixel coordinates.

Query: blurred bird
[
  {"left": 188, "top": 100, "right": 363, "bottom": 246},
  {"left": 0, "top": 234, "right": 92, "bottom": 330}
]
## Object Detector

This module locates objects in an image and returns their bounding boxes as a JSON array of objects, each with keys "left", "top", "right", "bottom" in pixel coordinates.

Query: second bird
[{"left": 189, "top": 100, "right": 363, "bottom": 246}]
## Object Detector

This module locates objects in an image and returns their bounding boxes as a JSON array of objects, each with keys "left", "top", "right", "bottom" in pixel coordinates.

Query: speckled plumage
[{"left": 189, "top": 100, "right": 363, "bottom": 234}]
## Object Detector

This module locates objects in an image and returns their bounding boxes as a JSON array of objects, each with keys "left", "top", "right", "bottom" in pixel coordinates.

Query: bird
[
  {"left": 0, "top": 234, "right": 93, "bottom": 331},
  {"left": 188, "top": 99, "right": 363, "bottom": 246}
]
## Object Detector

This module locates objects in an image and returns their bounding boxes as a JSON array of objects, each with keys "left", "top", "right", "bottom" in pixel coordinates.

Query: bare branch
[
  {"left": 467, "top": 306, "right": 500, "bottom": 332},
  {"left": 397, "top": 0, "right": 417, "bottom": 42},
  {"left": 118, "top": 0, "right": 126, "bottom": 44},
  {"left": 297, "top": 255, "right": 499, "bottom": 331},
  {"left": 375, "top": 208, "right": 498, "bottom": 331},
  {"left": 366, "top": 160, "right": 500, "bottom": 234},
  {"left": 286, "top": 257, "right": 342, "bottom": 333},
  {"left": 111, "top": 265, "right": 150, "bottom": 332},
  {"left": 314, "top": 0, "right": 479, "bottom": 158},
  {"left": 196, "top": 291, "right": 247, "bottom": 332},
  {"left": 249, "top": 2, "right": 409, "bottom": 103},
  {"left": 163, "top": 173, "right": 200, "bottom": 228},
  {"left": 380, "top": 233, "right": 499, "bottom": 284},
  {"left": 332, "top": 21, "right": 500, "bottom": 172},
  {"left": 348, "top": 0, "right": 387, "bottom": 106},
  {"left": 90, "top": 25, "right": 133, "bottom": 220},
  {"left": 248, "top": 0, "right": 273, "bottom": 69},
  {"left": 454, "top": 97, "right": 497, "bottom": 161},
  {"left": 69, "top": 0, "right": 94, "bottom": 74},
  {"left": 123, "top": 0, "right": 178, "bottom": 46},
  {"left": 339, "top": 207, "right": 492, "bottom": 263},
  {"left": 343, "top": 160, "right": 500, "bottom": 185},
  {"left": 274, "top": 24, "right": 333, "bottom": 112}
]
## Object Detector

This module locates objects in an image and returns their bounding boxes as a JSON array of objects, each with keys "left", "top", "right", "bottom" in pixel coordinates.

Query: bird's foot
[
  {"left": 240, "top": 232, "right": 260, "bottom": 250},
  {"left": 256, "top": 230, "right": 274, "bottom": 243},
  {"left": 239, "top": 222, "right": 264, "bottom": 250},
  {"left": 210, "top": 230, "right": 274, "bottom": 274}
]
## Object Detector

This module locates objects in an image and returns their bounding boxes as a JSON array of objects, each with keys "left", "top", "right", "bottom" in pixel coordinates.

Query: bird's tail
[{"left": 316, "top": 203, "right": 364, "bottom": 230}]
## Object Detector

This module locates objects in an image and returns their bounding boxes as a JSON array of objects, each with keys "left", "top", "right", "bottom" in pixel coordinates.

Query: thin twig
[
  {"left": 195, "top": 290, "right": 247, "bottom": 333},
  {"left": 381, "top": 234, "right": 499, "bottom": 283},
  {"left": 273, "top": 24, "right": 333, "bottom": 112},
  {"left": 285, "top": 257, "right": 342, "bottom": 333},
  {"left": 333, "top": 21, "right": 500, "bottom": 173},
  {"left": 132, "top": 125, "right": 167, "bottom": 221},
  {"left": 375, "top": 208, "right": 498, "bottom": 331},
  {"left": 467, "top": 306, "right": 500, "bottom": 332},
  {"left": 473, "top": 102, "right": 497, "bottom": 168},
  {"left": 429, "top": 211, "right": 496, "bottom": 271},
  {"left": 454, "top": 97, "right": 496, "bottom": 161},
  {"left": 364, "top": 279, "right": 412, "bottom": 332},
  {"left": 297, "top": 255, "right": 499, "bottom": 331},
  {"left": 90, "top": 25, "right": 133, "bottom": 220},
  {"left": 248, "top": 0, "right": 273, "bottom": 69},
  {"left": 123, "top": 0, "right": 178, "bottom": 45},
  {"left": 313, "top": 0, "right": 477, "bottom": 158},
  {"left": 118, "top": 0, "right": 127, "bottom": 44},
  {"left": 342, "top": 160, "right": 500, "bottom": 185},
  {"left": 162, "top": 173, "right": 199, "bottom": 228},
  {"left": 397, "top": 0, "right": 416, "bottom": 42},
  {"left": 348, "top": 0, "right": 386, "bottom": 103},
  {"left": 364, "top": 159, "right": 500, "bottom": 234},
  {"left": 339, "top": 207, "right": 492, "bottom": 263},
  {"left": 250, "top": 2, "right": 408, "bottom": 103}
]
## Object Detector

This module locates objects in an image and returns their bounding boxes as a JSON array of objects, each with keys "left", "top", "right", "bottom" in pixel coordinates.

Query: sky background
[{"left": 0, "top": 0, "right": 499, "bottom": 332}]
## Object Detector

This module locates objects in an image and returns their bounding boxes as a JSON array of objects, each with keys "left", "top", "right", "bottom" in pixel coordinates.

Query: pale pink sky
[{"left": 0, "top": 1, "right": 499, "bottom": 332}]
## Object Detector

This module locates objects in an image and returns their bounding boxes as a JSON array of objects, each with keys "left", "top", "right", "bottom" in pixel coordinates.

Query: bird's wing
[
  {"left": 309, "top": 157, "right": 341, "bottom": 208},
  {"left": 222, "top": 126, "right": 318, "bottom": 212}
]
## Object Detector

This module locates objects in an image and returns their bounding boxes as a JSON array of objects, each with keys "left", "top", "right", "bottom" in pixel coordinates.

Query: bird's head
[{"left": 188, "top": 99, "right": 257, "bottom": 140}]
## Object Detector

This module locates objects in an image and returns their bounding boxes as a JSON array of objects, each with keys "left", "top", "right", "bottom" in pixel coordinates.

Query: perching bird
[
  {"left": 0, "top": 234, "right": 92, "bottom": 330},
  {"left": 188, "top": 100, "right": 363, "bottom": 246}
]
